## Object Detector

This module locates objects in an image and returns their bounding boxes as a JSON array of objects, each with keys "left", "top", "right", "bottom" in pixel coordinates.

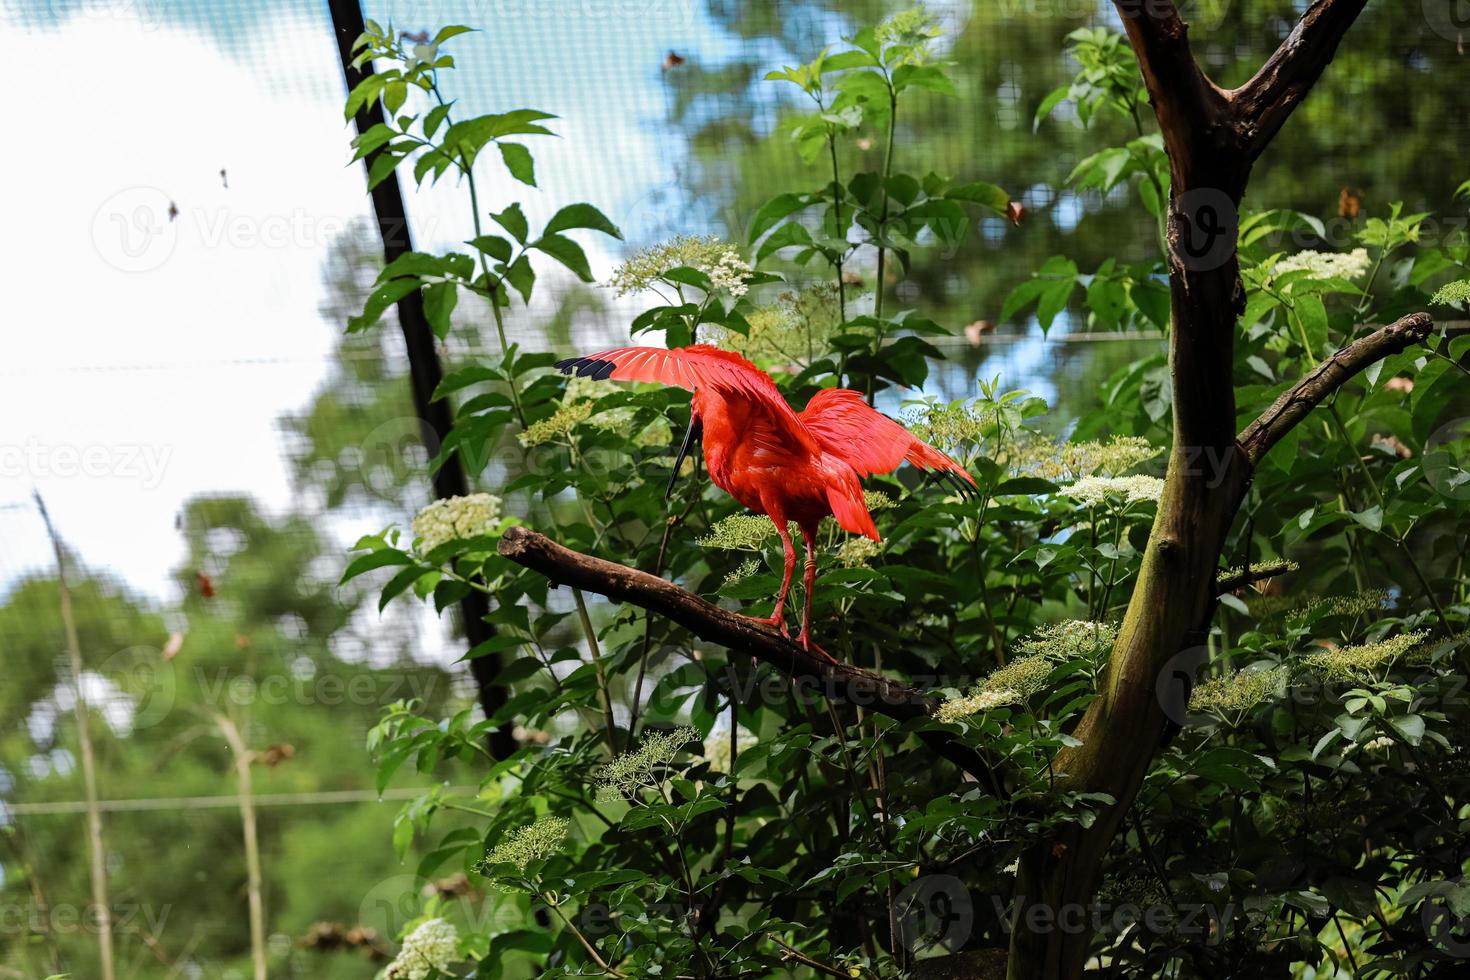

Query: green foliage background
[{"left": 4, "top": 2, "right": 1470, "bottom": 979}]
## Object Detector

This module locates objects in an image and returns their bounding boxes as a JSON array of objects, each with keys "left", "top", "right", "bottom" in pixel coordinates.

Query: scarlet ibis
[{"left": 556, "top": 345, "right": 976, "bottom": 660}]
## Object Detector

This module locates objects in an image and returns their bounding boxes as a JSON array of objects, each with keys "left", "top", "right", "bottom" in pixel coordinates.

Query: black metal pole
[{"left": 326, "top": 0, "right": 514, "bottom": 758}]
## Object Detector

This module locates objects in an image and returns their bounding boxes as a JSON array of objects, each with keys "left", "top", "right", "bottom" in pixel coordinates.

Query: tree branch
[
  {"left": 1110, "top": 0, "right": 1229, "bottom": 173},
  {"left": 1228, "top": 0, "right": 1370, "bottom": 158},
  {"left": 1237, "top": 312, "right": 1433, "bottom": 465},
  {"left": 497, "top": 526, "right": 999, "bottom": 784},
  {"left": 1214, "top": 563, "right": 1292, "bottom": 596}
]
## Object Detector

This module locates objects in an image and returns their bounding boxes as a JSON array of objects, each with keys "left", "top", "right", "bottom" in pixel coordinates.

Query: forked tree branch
[
  {"left": 497, "top": 526, "right": 999, "bottom": 784},
  {"left": 1116, "top": 0, "right": 1369, "bottom": 173},
  {"left": 1229, "top": 0, "right": 1370, "bottom": 158},
  {"left": 1111, "top": 1, "right": 1228, "bottom": 171},
  {"left": 1238, "top": 312, "right": 1433, "bottom": 464}
]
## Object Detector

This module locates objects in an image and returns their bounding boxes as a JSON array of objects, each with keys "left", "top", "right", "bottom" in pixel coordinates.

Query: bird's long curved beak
[{"left": 665, "top": 415, "right": 702, "bottom": 500}]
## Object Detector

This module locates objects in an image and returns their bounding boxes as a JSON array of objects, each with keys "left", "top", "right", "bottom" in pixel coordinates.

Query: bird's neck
[{"left": 691, "top": 391, "right": 734, "bottom": 490}]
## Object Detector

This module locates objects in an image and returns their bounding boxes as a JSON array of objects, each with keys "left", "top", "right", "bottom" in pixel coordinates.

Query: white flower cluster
[
  {"left": 704, "top": 252, "right": 755, "bottom": 297},
  {"left": 1271, "top": 247, "right": 1371, "bottom": 282},
  {"left": 935, "top": 688, "right": 1020, "bottom": 724},
  {"left": 384, "top": 918, "right": 459, "bottom": 980},
  {"left": 411, "top": 493, "right": 503, "bottom": 552},
  {"left": 608, "top": 236, "right": 753, "bottom": 298},
  {"left": 484, "top": 816, "right": 570, "bottom": 872},
  {"left": 594, "top": 726, "right": 697, "bottom": 801},
  {"left": 1061, "top": 475, "right": 1164, "bottom": 507},
  {"left": 1431, "top": 279, "right": 1470, "bottom": 307},
  {"left": 835, "top": 537, "right": 883, "bottom": 568}
]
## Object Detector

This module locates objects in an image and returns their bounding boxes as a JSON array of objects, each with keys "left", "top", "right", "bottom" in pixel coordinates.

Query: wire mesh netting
[{"left": 2, "top": 0, "right": 1467, "bottom": 976}]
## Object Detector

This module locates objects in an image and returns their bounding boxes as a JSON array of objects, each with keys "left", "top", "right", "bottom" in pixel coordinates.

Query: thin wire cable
[{"left": 5, "top": 785, "right": 479, "bottom": 816}]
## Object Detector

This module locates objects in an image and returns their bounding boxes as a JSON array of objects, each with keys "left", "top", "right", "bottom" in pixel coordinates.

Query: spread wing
[
  {"left": 556, "top": 344, "right": 818, "bottom": 453},
  {"left": 799, "top": 388, "right": 978, "bottom": 496}
]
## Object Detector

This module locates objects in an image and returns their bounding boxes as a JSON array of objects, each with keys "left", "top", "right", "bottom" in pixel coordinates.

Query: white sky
[{"left": 0, "top": 0, "right": 730, "bottom": 603}]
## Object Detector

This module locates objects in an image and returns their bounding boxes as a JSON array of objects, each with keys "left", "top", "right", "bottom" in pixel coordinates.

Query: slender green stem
[
  {"left": 429, "top": 74, "right": 527, "bottom": 426},
  {"left": 440, "top": 798, "right": 498, "bottom": 818},
  {"left": 828, "top": 133, "right": 848, "bottom": 326},
  {"left": 1352, "top": 247, "right": 1392, "bottom": 321},
  {"left": 540, "top": 893, "right": 626, "bottom": 977},
  {"left": 573, "top": 587, "right": 620, "bottom": 753},
  {"left": 867, "top": 84, "right": 898, "bottom": 405}
]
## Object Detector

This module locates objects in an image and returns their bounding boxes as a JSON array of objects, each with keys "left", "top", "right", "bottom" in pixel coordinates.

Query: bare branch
[
  {"left": 497, "top": 527, "right": 999, "bottom": 784},
  {"left": 1238, "top": 313, "right": 1433, "bottom": 465},
  {"left": 1229, "top": 0, "right": 1370, "bottom": 158}
]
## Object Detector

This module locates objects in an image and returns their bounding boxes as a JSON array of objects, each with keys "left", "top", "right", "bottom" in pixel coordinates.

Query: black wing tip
[
  {"left": 929, "top": 469, "right": 981, "bottom": 501},
  {"left": 556, "top": 356, "right": 617, "bottom": 381}
]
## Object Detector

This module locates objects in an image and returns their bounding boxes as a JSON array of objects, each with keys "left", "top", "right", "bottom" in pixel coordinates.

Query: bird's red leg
[
  {"left": 754, "top": 515, "right": 794, "bottom": 637},
  {"left": 796, "top": 524, "right": 840, "bottom": 664}
]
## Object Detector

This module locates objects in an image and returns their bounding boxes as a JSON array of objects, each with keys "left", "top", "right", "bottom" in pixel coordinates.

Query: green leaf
[
  {"left": 383, "top": 79, "right": 408, "bottom": 115},
  {"left": 424, "top": 102, "right": 452, "bottom": 139},
  {"left": 487, "top": 108, "right": 558, "bottom": 138},
  {"left": 946, "top": 181, "right": 1011, "bottom": 214},
  {"left": 505, "top": 255, "right": 536, "bottom": 302},
  {"left": 434, "top": 365, "right": 500, "bottom": 399},
  {"left": 341, "top": 548, "right": 413, "bottom": 584},
  {"left": 1349, "top": 505, "right": 1383, "bottom": 532},
  {"left": 468, "top": 235, "right": 513, "bottom": 263},
  {"left": 464, "top": 635, "right": 529, "bottom": 661},
  {"left": 1387, "top": 714, "right": 1425, "bottom": 745},
  {"left": 1033, "top": 85, "right": 1069, "bottom": 130},
  {"left": 532, "top": 234, "right": 594, "bottom": 282},
  {"left": 756, "top": 221, "right": 814, "bottom": 262},
  {"left": 543, "top": 202, "right": 623, "bottom": 239},
  {"left": 749, "top": 193, "right": 810, "bottom": 244},
  {"left": 378, "top": 565, "right": 426, "bottom": 611},
  {"left": 392, "top": 813, "right": 414, "bottom": 859},
  {"left": 893, "top": 63, "right": 956, "bottom": 97},
  {"left": 423, "top": 281, "right": 458, "bottom": 339},
  {"left": 491, "top": 203, "right": 529, "bottom": 243},
  {"left": 433, "top": 25, "right": 475, "bottom": 44},
  {"left": 380, "top": 251, "right": 446, "bottom": 281},
  {"left": 498, "top": 142, "right": 536, "bottom": 186},
  {"left": 836, "top": 68, "right": 889, "bottom": 106},
  {"left": 1294, "top": 295, "right": 1329, "bottom": 355},
  {"left": 350, "top": 122, "right": 397, "bottom": 159},
  {"left": 348, "top": 277, "right": 421, "bottom": 333},
  {"left": 365, "top": 148, "right": 404, "bottom": 190},
  {"left": 1412, "top": 360, "right": 1461, "bottom": 444}
]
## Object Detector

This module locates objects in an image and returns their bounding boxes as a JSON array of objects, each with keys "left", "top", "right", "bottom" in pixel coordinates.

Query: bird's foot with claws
[
  {"left": 752, "top": 613, "right": 790, "bottom": 638},
  {"left": 796, "top": 631, "right": 841, "bottom": 665}
]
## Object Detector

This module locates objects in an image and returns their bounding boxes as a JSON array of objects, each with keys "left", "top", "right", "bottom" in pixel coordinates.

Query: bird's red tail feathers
[{"left": 826, "top": 474, "right": 880, "bottom": 541}]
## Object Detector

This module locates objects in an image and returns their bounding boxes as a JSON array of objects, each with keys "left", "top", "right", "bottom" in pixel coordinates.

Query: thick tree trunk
[{"left": 1005, "top": 3, "right": 1372, "bottom": 976}]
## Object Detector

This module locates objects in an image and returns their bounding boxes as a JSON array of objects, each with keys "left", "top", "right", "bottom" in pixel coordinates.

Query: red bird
[{"left": 557, "top": 345, "right": 976, "bottom": 660}]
